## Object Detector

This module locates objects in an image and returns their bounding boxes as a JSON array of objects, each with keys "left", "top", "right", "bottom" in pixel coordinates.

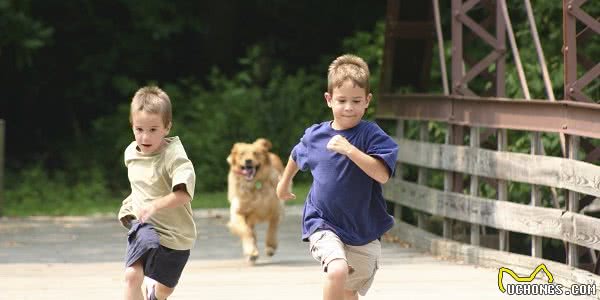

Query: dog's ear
[
  {"left": 227, "top": 143, "right": 241, "bottom": 166},
  {"left": 254, "top": 138, "right": 272, "bottom": 151}
]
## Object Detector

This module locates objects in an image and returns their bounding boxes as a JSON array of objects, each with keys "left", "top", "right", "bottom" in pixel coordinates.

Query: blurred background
[
  {"left": 0, "top": 0, "right": 387, "bottom": 215},
  {"left": 0, "top": 1, "right": 595, "bottom": 216}
]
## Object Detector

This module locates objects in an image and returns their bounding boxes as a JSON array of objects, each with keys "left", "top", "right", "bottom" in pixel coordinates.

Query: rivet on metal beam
[{"left": 563, "top": 124, "right": 568, "bottom": 129}]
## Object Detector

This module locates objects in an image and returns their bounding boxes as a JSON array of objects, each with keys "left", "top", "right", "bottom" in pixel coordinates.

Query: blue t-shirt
[{"left": 291, "top": 120, "right": 399, "bottom": 246}]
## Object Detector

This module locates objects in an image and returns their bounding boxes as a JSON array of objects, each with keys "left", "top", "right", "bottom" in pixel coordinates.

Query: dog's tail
[{"left": 254, "top": 138, "right": 272, "bottom": 150}]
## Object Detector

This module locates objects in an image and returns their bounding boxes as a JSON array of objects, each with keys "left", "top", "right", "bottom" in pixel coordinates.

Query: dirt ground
[{"left": 0, "top": 207, "right": 573, "bottom": 300}]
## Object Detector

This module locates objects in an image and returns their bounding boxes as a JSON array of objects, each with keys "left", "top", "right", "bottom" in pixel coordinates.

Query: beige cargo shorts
[{"left": 308, "top": 230, "right": 381, "bottom": 296}]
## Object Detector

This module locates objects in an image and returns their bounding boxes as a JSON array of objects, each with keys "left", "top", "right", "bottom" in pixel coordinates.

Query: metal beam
[{"left": 377, "top": 94, "right": 600, "bottom": 139}]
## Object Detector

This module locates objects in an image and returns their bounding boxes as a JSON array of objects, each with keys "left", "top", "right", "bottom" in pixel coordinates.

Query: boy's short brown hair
[
  {"left": 130, "top": 86, "right": 172, "bottom": 127},
  {"left": 327, "top": 54, "right": 370, "bottom": 95}
]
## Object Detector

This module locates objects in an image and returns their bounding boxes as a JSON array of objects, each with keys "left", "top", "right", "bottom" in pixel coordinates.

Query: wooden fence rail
[
  {"left": 385, "top": 179, "right": 600, "bottom": 251},
  {"left": 396, "top": 138, "right": 600, "bottom": 198}
]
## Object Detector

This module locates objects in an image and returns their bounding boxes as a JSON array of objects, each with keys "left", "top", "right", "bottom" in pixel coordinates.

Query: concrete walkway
[{"left": 0, "top": 207, "right": 589, "bottom": 299}]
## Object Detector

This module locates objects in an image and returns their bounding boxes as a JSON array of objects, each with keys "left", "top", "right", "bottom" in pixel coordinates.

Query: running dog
[{"left": 226, "top": 138, "right": 284, "bottom": 262}]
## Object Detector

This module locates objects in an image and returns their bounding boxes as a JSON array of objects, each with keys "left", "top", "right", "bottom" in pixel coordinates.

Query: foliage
[
  {"left": 3, "top": 1, "right": 590, "bottom": 222},
  {"left": 0, "top": 0, "right": 53, "bottom": 69},
  {"left": 4, "top": 164, "right": 114, "bottom": 216},
  {"left": 4, "top": 20, "right": 386, "bottom": 214}
]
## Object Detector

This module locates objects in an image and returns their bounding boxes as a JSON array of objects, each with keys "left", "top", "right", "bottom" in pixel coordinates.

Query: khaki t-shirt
[{"left": 118, "top": 136, "right": 197, "bottom": 250}]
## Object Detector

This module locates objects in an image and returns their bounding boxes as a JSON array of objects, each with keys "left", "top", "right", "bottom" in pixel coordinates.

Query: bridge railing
[{"left": 378, "top": 93, "right": 600, "bottom": 287}]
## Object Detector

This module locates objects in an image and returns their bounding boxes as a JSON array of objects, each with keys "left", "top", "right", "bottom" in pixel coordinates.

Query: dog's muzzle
[{"left": 240, "top": 164, "right": 260, "bottom": 181}]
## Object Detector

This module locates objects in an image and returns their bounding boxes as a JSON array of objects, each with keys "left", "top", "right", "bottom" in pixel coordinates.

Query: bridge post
[
  {"left": 394, "top": 120, "right": 404, "bottom": 221},
  {"left": 470, "top": 127, "right": 480, "bottom": 246},
  {"left": 497, "top": 129, "right": 509, "bottom": 251},
  {"left": 567, "top": 135, "right": 580, "bottom": 267},
  {"left": 531, "top": 134, "right": 543, "bottom": 258},
  {"left": 495, "top": 0, "right": 509, "bottom": 252},
  {"left": 443, "top": 124, "right": 454, "bottom": 239},
  {"left": 0, "top": 120, "right": 4, "bottom": 217},
  {"left": 416, "top": 123, "right": 428, "bottom": 229}
]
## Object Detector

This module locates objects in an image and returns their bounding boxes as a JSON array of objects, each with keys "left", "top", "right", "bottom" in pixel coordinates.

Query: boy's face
[
  {"left": 131, "top": 111, "right": 171, "bottom": 154},
  {"left": 325, "top": 79, "right": 372, "bottom": 130}
]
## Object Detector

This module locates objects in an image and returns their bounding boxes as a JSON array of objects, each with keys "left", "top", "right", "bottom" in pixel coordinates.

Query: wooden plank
[
  {"left": 388, "top": 220, "right": 600, "bottom": 289},
  {"left": 396, "top": 138, "right": 600, "bottom": 197},
  {"left": 384, "top": 180, "right": 600, "bottom": 251}
]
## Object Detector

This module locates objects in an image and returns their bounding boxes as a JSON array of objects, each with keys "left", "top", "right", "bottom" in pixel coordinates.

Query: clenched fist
[{"left": 326, "top": 134, "right": 355, "bottom": 156}]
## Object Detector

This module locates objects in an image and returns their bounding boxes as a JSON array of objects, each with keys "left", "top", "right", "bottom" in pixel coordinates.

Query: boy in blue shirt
[{"left": 276, "top": 54, "right": 398, "bottom": 300}]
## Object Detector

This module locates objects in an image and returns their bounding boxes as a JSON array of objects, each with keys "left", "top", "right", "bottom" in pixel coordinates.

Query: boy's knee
[
  {"left": 344, "top": 289, "right": 359, "bottom": 300},
  {"left": 124, "top": 266, "right": 144, "bottom": 285},
  {"left": 155, "top": 282, "right": 175, "bottom": 299},
  {"left": 326, "top": 259, "right": 349, "bottom": 282}
]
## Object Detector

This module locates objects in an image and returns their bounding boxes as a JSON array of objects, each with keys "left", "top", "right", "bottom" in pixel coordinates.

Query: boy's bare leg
[
  {"left": 124, "top": 261, "right": 144, "bottom": 300},
  {"left": 154, "top": 281, "right": 175, "bottom": 300},
  {"left": 323, "top": 259, "right": 349, "bottom": 300},
  {"left": 143, "top": 277, "right": 175, "bottom": 300},
  {"left": 344, "top": 290, "right": 359, "bottom": 300}
]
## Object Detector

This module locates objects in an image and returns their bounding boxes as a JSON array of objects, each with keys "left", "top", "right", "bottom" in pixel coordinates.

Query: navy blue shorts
[{"left": 125, "top": 221, "right": 190, "bottom": 288}]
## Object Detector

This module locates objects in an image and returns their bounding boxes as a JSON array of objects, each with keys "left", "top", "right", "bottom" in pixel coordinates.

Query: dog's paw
[
  {"left": 265, "top": 246, "right": 276, "bottom": 257},
  {"left": 247, "top": 254, "right": 259, "bottom": 264}
]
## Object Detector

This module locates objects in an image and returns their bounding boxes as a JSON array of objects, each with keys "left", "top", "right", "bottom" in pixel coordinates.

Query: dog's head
[{"left": 227, "top": 138, "right": 273, "bottom": 181}]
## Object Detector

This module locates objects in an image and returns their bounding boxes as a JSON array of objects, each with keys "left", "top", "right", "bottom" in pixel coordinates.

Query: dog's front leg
[{"left": 228, "top": 213, "right": 259, "bottom": 262}]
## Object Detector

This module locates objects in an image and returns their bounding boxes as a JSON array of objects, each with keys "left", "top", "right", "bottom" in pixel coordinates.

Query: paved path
[{"left": 0, "top": 207, "right": 590, "bottom": 299}]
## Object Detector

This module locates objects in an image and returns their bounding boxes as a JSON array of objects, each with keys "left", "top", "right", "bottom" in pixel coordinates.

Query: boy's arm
[
  {"left": 327, "top": 135, "right": 390, "bottom": 184},
  {"left": 276, "top": 156, "right": 299, "bottom": 201},
  {"left": 139, "top": 184, "right": 191, "bottom": 223}
]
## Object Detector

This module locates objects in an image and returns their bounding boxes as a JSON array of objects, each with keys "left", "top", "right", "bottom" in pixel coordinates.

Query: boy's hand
[
  {"left": 139, "top": 203, "right": 157, "bottom": 223},
  {"left": 327, "top": 135, "right": 355, "bottom": 156},
  {"left": 276, "top": 180, "right": 296, "bottom": 201},
  {"left": 120, "top": 215, "right": 135, "bottom": 229}
]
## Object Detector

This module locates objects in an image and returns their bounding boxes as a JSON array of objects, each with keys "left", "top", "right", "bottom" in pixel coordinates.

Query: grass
[
  {"left": 192, "top": 181, "right": 310, "bottom": 209},
  {"left": 2, "top": 182, "right": 311, "bottom": 217}
]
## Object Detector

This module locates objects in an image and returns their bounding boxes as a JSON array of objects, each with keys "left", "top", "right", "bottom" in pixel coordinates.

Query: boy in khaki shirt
[{"left": 118, "top": 86, "right": 196, "bottom": 300}]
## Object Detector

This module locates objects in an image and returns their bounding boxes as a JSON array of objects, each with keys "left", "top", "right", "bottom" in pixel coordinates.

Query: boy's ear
[
  {"left": 366, "top": 93, "right": 373, "bottom": 106},
  {"left": 324, "top": 92, "right": 333, "bottom": 107},
  {"left": 166, "top": 121, "right": 172, "bottom": 134}
]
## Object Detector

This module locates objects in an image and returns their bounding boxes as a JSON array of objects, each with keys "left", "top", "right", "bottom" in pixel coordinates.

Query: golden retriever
[{"left": 226, "top": 138, "right": 284, "bottom": 262}]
